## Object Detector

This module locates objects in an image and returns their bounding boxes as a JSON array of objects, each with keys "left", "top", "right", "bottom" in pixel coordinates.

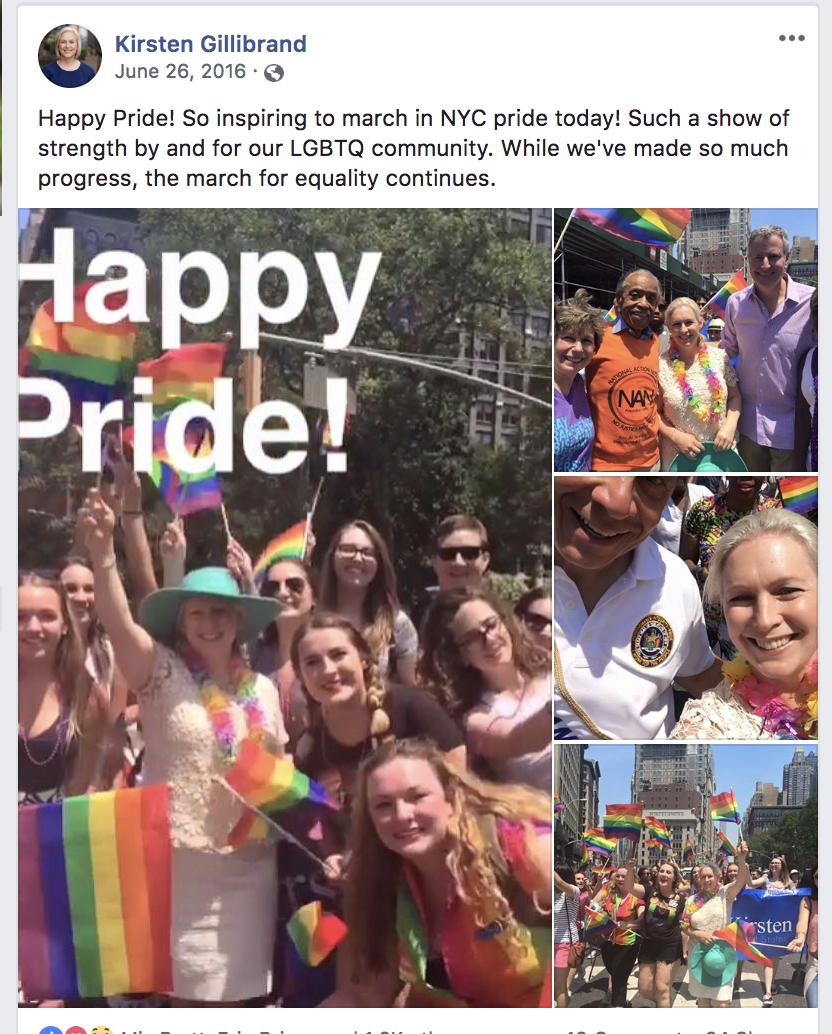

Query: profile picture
[{"left": 39, "top": 24, "right": 101, "bottom": 88}]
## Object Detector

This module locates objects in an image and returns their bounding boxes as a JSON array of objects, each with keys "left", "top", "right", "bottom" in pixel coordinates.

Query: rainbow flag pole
[{"left": 213, "top": 775, "right": 330, "bottom": 871}]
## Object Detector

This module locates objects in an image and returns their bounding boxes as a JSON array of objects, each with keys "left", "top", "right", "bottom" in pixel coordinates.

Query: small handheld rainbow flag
[
  {"left": 644, "top": 816, "right": 671, "bottom": 851},
  {"left": 705, "top": 270, "right": 748, "bottom": 319},
  {"left": 683, "top": 836, "right": 695, "bottom": 866},
  {"left": 286, "top": 901, "right": 347, "bottom": 967},
  {"left": 603, "top": 304, "right": 616, "bottom": 323},
  {"left": 713, "top": 922, "right": 774, "bottom": 967},
  {"left": 716, "top": 830, "right": 738, "bottom": 856},
  {"left": 779, "top": 476, "right": 818, "bottom": 515},
  {"left": 18, "top": 785, "right": 172, "bottom": 1001},
  {"left": 573, "top": 208, "right": 691, "bottom": 247},
  {"left": 252, "top": 520, "right": 309, "bottom": 584},
  {"left": 710, "top": 791, "right": 741, "bottom": 824},
  {"left": 224, "top": 737, "right": 339, "bottom": 849},
  {"left": 582, "top": 828, "right": 616, "bottom": 857},
  {"left": 603, "top": 803, "right": 643, "bottom": 843},
  {"left": 137, "top": 342, "right": 226, "bottom": 410},
  {"left": 24, "top": 281, "right": 137, "bottom": 408},
  {"left": 553, "top": 791, "right": 565, "bottom": 814},
  {"left": 583, "top": 904, "right": 614, "bottom": 940},
  {"left": 127, "top": 415, "right": 222, "bottom": 516}
]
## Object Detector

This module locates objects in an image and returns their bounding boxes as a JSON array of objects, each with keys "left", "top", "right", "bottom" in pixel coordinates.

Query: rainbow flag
[
  {"left": 710, "top": 791, "right": 740, "bottom": 824},
  {"left": 286, "top": 901, "right": 347, "bottom": 967},
  {"left": 683, "top": 837, "right": 695, "bottom": 866},
  {"left": 24, "top": 281, "right": 136, "bottom": 407},
  {"left": 573, "top": 208, "right": 691, "bottom": 247},
  {"left": 582, "top": 829, "right": 616, "bottom": 857},
  {"left": 18, "top": 785, "right": 172, "bottom": 1000},
  {"left": 603, "top": 304, "right": 616, "bottom": 323},
  {"left": 583, "top": 904, "right": 614, "bottom": 939},
  {"left": 705, "top": 270, "right": 748, "bottom": 319},
  {"left": 644, "top": 816, "right": 671, "bottom": 851},
  {"left": 779, "top": 476, "right": 818, "bottom": 515},
  {"left": 225, "top": 737, "right": 339, "bottom": 848},
  {"left": 252, "top": 521, "right": 308, "bottom": 584},
  {"left": 603, "top": 804, "right": 643, "bottom": 842},
  {"left": 174, "top": 432, "right": 223, "bottom": 516},
  {"left": 717, "top": 830, "right": 738, "bottom": 856},
  {"left": 127, "top": 415, "right": 222, "bottom": 516},
  {"left": 714, "top": 922, "right": 774, "bottom": 967},
  {"left": 137, "top": 342, "right": 226, "bottom": 410}
]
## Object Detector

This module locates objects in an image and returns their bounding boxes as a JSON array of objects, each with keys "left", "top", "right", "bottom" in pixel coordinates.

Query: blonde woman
[
  {"left": 321, "top": 739, "right": 551, "bottom": 1007},
  {"left": 41, "top": 26, "right": 96, "bottom": 87},
  {"left": 657, "top": 297, "right": 740, "bottom": 468},
  {"left": 320, "top": 521, "right": 418, "bottom": 687}
]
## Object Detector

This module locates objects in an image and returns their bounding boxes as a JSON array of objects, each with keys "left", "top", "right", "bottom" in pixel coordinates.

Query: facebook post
[{"left": 11, "top": 3, "right": 820, "bottom": 1032}]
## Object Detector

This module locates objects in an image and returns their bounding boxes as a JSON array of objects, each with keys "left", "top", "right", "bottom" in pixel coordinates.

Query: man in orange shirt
[{"left": 586, "top": 269, "right": 662, "bottom": 470}]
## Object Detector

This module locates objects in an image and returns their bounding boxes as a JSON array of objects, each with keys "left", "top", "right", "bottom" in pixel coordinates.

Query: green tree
[{"left": 747, "top": 796, "right": 818, "bottom": 871}]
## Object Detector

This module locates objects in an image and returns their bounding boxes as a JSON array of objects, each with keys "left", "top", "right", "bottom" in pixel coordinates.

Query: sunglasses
[
  {"left": 454, "top": 613, "right": 503, "bottom": 650},
  {"left": 521, "top": 612, "right": 552, "bottom": 634},
  {"left": 261, "top": 577, "right": 308, "bottom": 597},
  {"left": 436, "top": 545, "right": 484, "bottom": 562}
]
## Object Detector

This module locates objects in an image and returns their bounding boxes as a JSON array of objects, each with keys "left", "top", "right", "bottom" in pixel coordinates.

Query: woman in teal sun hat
[
  {"left": 681, "top": 841, "right": 750, "bottom": 1006},
  {"left": 79, "top": 487, "right": 288, "bottom": 1005}
]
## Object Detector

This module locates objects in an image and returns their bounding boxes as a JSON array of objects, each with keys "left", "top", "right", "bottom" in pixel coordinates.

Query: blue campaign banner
[{"left": 731, "top": 887, "right": 812, "bottom": 959}]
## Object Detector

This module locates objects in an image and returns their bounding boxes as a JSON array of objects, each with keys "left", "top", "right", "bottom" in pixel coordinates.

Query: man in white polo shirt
[{"left": 554, "top": 476, "right": 722, "bottom": 739}]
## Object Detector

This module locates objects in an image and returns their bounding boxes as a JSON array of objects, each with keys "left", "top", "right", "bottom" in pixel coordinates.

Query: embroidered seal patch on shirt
[{"left": 631, "top": 614, "right": 674, "bottom": 667}]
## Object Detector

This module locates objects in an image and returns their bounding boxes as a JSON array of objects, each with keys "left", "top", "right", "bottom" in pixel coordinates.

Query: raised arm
[
  {"left": 725, "top": 842, "right": 751, "bottom": 905},
  {"left": 464, "top": 696, "right": 552, "bottom": 760},
  {"left": 111, "top": 444, "right": 159, "bottom": 605},
  {"left": 79, "top": 488, "right": 156, "bottom": 693}
]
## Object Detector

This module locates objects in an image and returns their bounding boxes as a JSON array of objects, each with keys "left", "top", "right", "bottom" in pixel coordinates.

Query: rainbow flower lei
[
  {"left": 669, "top": 341, "right": 726, "bottom": 421},
  {"left": 722, "top": 653, "right": 818, "bottom": 740},
  {"left": 184, "top": 649, "right": 267, "bottom": 764}
]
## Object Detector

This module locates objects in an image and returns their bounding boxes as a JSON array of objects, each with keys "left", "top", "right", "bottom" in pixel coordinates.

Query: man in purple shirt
[{"left": 721, "top": 225, "right": 814, "bottom": 471}]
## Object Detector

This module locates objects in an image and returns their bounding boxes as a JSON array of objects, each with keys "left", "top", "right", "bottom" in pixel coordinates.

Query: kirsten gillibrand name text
[{"left": 114, "top": 34, "right": 307, "bottom": 53}]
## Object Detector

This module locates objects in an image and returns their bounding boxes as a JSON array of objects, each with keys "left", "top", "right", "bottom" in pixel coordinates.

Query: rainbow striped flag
[
  {"left": 644, "top": 816, "right": 671, "bottom": 851},
  {"left": 714, "top": 922, "right": 774, "bottom": 967},
  {"left": 603, "top": 804, "right": 643, "bottom": 842},
  {"left": 603, "top": 304, "right": 616, "bottom": 323},
  {"left": 583, "top": 904, "right": 614, "bottom": 939},
  {"left": 252, "top": 521, "right": 309, "bottom": 584},
  {"left": 573, "top": 208, "right": 690, "bottom": 247},
  {"left": 683, "top": 836, "right": 695, "bottom": 866},
  {"left": 779, "top": 476, "right": 818, "bottom": 515},
  {"left": 710, "top": 791, "right": 741, "bottom": 824},
  {"left": 716, "top": 830, "right": 738, "bottom": 856},
  {"left": 705, "top": 270, "right": 748, "bottom": 319},
  {"left": 18, "top": 785, "right": 172, "bottom": 1000},
  {"left": 225, "top": 737, "right": 339, "bottom": 848},
  {"left": 582, "top": 828, "right": 616, "bottom": 857},
  {"left": 286, "top": 901, "right": 347, "bottom": 967},
  {"left": 137, "top": 342, "right": 226, "bottom": 410},
  {"left": 127, "top": 415, "right": 222, "bottom": 516},
  {"left": 24, "top": 281, "right": 137, "bottom": 408}
]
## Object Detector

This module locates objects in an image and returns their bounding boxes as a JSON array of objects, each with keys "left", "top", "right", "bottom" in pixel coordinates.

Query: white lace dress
[
  {"left": 658, "top": 346, "right": 738, "bottom": 468},
  {"left": 669, "top": 678, "right": 774, "bottom": 740},
  {"left": 687, "top": 888, "right": 732, "bottom": 1001}
]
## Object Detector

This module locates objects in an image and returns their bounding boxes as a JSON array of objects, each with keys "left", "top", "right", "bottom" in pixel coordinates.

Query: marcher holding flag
[
  {"left": 633, "top": 860, "right": 688, "bottom": 1008},
  {"left": 77, "top": 486, "right": 289, "bottom": 1004},
  {"left": 590, "top": 857, "right": 644, "bottom": 1007},
  {"left": 681, "top": 840, "right": 750, "bottom": 1007}
]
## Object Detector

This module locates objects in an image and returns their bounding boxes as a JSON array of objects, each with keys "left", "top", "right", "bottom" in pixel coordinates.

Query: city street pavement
[{"left": 566, "top": 949, "right": 808, "bottom": 1009}]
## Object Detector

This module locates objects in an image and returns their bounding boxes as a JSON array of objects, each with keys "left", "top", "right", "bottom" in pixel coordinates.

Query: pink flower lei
[
  {"left": 669, "top": 340, "right": 726, "bottom": 421},
  {"left": 183, "top": 647, "right": 267, "bottom": 764},
  {"left": 722, "top": 654, "right": 818, "bottom": 740}
]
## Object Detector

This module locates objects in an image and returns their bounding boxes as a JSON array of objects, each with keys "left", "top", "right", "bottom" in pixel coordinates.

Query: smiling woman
[{"left": 670, "top": 508, "right": 818, "bottom": 740}]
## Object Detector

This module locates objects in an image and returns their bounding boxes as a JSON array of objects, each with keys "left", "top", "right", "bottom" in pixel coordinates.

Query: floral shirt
[{"left": 684, "top": 493, "right": 781, "bottom": 570}]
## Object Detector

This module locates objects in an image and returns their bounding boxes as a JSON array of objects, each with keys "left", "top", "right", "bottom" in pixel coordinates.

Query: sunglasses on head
[
  {"left": 261, "top": 576, "right": 307, "bottom": 596},
  {"left": 436, "top": 545, "right": 484, "bottom": 562},
  {"left": 521, "top": 611, "right": 552, "bottom": 634}
]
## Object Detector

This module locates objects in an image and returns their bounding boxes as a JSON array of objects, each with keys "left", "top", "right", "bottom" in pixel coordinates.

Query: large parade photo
[
  {"left": 17, "top": 208, "right": 553, "bottom": 1008},
  {"left": 554, "top": 742, "right": 818, "bottom": 1010}
]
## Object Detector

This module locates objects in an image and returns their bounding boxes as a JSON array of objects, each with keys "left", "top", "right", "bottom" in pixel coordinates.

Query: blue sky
[
  {"left": 750, "top": 208, "right": 818, "bottom": 241},
  {"left": 585, "top": 743, "right": 816, "bottom": 816}
]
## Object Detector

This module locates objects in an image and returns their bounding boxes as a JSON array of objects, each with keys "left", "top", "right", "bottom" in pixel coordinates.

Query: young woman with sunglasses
[
  {"left": 418, "top": 588, "right": 551, "bottom": 791},
  {"left": 320, "top": 521, "right": 419, "bottom": 688},
  {"left": 250, "top": 557, "right": 318, "bottom": 751},
  {"left": 513, "top": 587, "right": 552, "bottom": 654}
]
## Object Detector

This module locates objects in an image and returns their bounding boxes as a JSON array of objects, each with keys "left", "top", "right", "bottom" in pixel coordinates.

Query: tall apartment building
[
  {"left": 581, "top": 755, "right": 601, "bottom": 833},
  {"left": 782, "top": 747, "right": 819, "bottom": 806},
  {"left": 792, "top": 235, "right": 818, "bottom": 262},
  {"left": 466, "top": 209, "right": 551, "bottom": 447},
  {"left": 681, "top": 208, "right": 750, "bottom": 277},
  {"left": 554, "top": 743, "right": 585, "bottom": 863}
]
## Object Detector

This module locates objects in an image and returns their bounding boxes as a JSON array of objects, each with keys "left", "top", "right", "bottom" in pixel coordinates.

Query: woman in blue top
[
  {"left": 41, "top": 27, "right": 96, "bottom": 87},
  {"left": 554, "top": 291, "right": 606, "bottom": 472}
]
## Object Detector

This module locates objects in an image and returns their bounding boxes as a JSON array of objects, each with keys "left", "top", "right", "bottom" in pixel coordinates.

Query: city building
[
  {"left": 782, "top": 747, "right": 818, "bottom": 806},
  {"left": 581, "top": 755, "right": 601, "bottom": 833},
  {"left": 750, "top": 781, "right": 781, "bottom": 807},
  {"left": 554, "top": 743, "right": 585, "bottom": 864},
  {"left": 792, "top": 235, "right": 818, "bottom": 262},
  {"left": 680, "top": 208, "right": 751, "bottom": 278},
  {"left": 745, "top": 804, "right": 802, "bottom": 839},
  {"left": 635, "top": 808, "right": 699, "bottom": 868}
]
